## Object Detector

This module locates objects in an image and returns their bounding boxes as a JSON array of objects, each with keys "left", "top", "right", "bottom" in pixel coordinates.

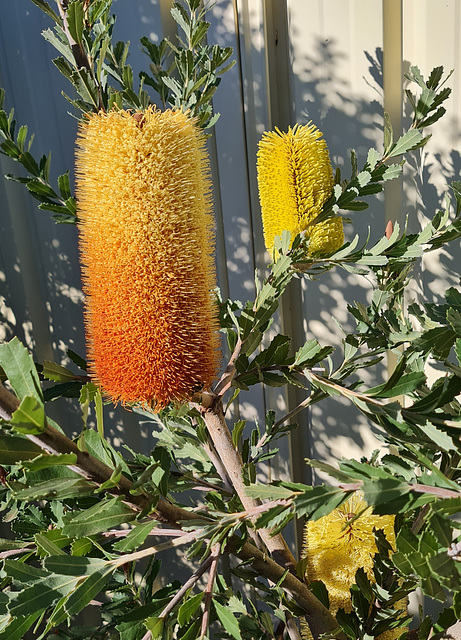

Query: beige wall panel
[
  {"left": 287, "top": 0, "right": 387, "bottom": 472},
  {"left": 403, "top": 0, "right": 461, "bottom": 385}
]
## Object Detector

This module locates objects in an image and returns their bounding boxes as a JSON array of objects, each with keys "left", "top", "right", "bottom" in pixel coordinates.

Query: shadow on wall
[{"left": 285, "top": 36, "right": 460, "bottom": 471}]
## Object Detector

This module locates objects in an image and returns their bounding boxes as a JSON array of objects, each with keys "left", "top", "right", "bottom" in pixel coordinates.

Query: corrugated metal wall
[{"left": 1, "top": 1, "right": 460, "bottom": 556}]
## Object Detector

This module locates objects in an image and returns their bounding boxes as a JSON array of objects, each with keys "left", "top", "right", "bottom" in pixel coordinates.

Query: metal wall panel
[{"left": 0, "top": 0, "right": 460, "bottom": 552}]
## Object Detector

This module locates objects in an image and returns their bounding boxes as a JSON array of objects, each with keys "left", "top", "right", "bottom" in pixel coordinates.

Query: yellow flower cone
[
  {"left": 301, "top": 492, "right": 406, "bottom": 640},
  {"left": 76, "top": 107, "right": 220, "bottom": 410},
  {"left": 256, "top": 123, "right": 343, "bottom": 256}
]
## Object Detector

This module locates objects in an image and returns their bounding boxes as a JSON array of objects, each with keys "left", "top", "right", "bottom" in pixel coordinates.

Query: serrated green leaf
[
  {"left": 3, "top": 559, "right": 49, "bottom": 584},
  {"left": 34, "top": 532, "right": 68, "bottom": 557},
  {"left": 29, "top": 0, "right": 60, "bottom": 23},
  {"left": 13, "top": 477, "right": 96, "bottom": 501},
  {"left": 143, "top": 617, "right": 164, "bottom": 639},
  {"left": 231, "top": 419, "right": 246, "bottom": 448},
  {"left": 294, "top": 485, "right": 347, "bottom": 520},
  {"left": 360, "top": 477, "right": 410, "bottom": 512},
  {"left": 23, "top": 452, "right": 77, "bottom": 471},
  {"left": 0, "top": 435, "right": 43, "bottom": 464},
  {"left": 0, "top": 337, "right": 43, "bottom": 402},
  {"left": 57, "top": 171, "right": 71, "bottom": 200},
  {"left": 367, "top": 148, "right": 380, "bottom": 170},
  {"left": 8, "top": 583, "right": 62, "bottom": 617},
  {"left": 214, "top": 600, "right": 242, "bottom": 640},
  {"left": 0, "top": 610, "right": 42, "bottom": 640},
  {"left": 113, "top": 520, "right": 155, "bottom": 553},
  {"left": 42, "top": 361, "right": 78, "bottom": 383},
  {"left": 9, "top": 395, "right": 45, "bottom": 434},
  {"left": 177, "top": 591, "right": 204, "bottom": 626},
  {"left": 64, "top": 567, "right": 114, "bottom": 616},
  {"left": 71, "top": 537, "right": 93, "bottom": 557},
  {"left": 367, "top": 372, "right": 425, "bottom": 398},
  {"left": 293, "top": 340, "right": 321, "bottom": 367},
  {"left": 245, "top": 484, "right": 293, "bottom": 501},
  {"left": 388, "top": 130, "right": 424, "bottom": 158},
  {"left": 419, "top": 421, "right": 455, "bottom": 452},
  {"left": 62, "top": 496, "right": 136, "bottom": 538},
  {"left": 66, "top": 1, "right": 85, "bottom": 46},
  {"left": 447, "top": 307, "right": 461, "bottom": 336},
  {"left": 44, "top": 554, "right": 109, "bottom": 576},
  {"left": 456, "top": 338, "right": 461, "bottom": 366}
]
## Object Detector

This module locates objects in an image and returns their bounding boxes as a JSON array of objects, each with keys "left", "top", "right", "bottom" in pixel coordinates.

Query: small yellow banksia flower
[
  {"left": 76, "top": 107, "right": 220, "bottom": 410},
  {"left": 301, "top": 493, "right": 405, "bottom": 640},
  {"left": 256, "top": 123, "right": 343, "bottom": 256}
]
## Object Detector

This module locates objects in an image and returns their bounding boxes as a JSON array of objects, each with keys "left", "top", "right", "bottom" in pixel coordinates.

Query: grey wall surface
[{"left": 0, "top": 0, "right": 460, "bottom": 562}]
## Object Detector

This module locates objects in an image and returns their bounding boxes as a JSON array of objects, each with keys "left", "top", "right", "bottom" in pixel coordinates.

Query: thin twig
[
  {"left": 286, "top": 612, "right": 303, "bottom": 640},
  {"left": 101, "top": 527, "right": 187, "bottom": 539},
  {"left": 213, "top": 336, "right": 242, "bottom": 396},
  {"left": 110, "top": 531, "right": 198, "bottom": 568},
  {"left": 200, "top": 543, "right": 221, "bottom": 639},
  {"left": 159, "top": 553, "right": 215, "bottom": 620}
]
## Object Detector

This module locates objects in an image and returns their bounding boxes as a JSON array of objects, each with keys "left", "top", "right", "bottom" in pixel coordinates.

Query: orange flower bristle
[{"left": 76, "top": 107, "right": 220, "bottom": 410}]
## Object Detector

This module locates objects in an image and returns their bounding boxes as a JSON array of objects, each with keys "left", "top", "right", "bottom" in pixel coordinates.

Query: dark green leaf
[
  {"left": 9, "top": 395, "right": 45, "bottom": 434},
  {"left": 0, "top": 435, "right": 43, "bottom": 464},
  {"left": 57, "top": 172, "right": 72, "bottom": 200},
  {"left": 214, "top": 600, "right": 242, "bottom": 640},
  {"left": 22, "top": 452, "right": 78, "bottom": 471},
  {"left": 64, "top": 567, "right": 115, "bottom": 616},
  {"left": 0, "top": 610, "right": 42, "bottom": 640},
  {"left": 177, "top": 591, "right": 204, "bottom": 626},
  {"left": 0, "top": 337, "right": 43, "bottom": 402},
  {"left": 62, "top": 496, "right": 136, "bottom": 537},
  {"left": 44, "top": 555, "right": 110, "bottom": 576},
  {"left": 113, "top": 520, "right": 155, "bottom": 553},
  {"left": 42, "top": 361, "right": 78, "bottom": 382},
  {"left": 13, "top": 477, "right": 96, "bottom": 501},
  {"left": 29, "top": 0, "right": 60, "bottom": 23},
  {"left": 3, "top": 559, "right": 49, "bottom": 584},
  {"left": 245, "top": 484, "right": 293, "bottom": 501},
  {"left": 66, "top": 1, "right": 85, "bottom": 46},
  {"left": 367, "top": 372, "right": 426, "bottom": 398}
]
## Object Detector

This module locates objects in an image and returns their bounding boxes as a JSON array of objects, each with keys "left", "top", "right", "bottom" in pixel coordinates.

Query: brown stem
[
  {"left": 159, "top": 553, "right": 214, "bottom": 620},
  {"left": 200, "top": 543, "right": 221, "bottom": 639},
  {"left": 0, "top": 384, "right": 198, "bottom": 523},
  {"left": 0, "top": 384, "right": 336, "bottom": 637},
  {"left": 213, "top": 336, "right": 242, "bottom": 396},
  {"left": 286, "top": 612, "right": 303, "bottom": 640},
  {"left": 196, "top": 393, "right": 296, "bottom": 570},
  {"left": 234, "top": 539, "right": 340, "bottom": 639}
]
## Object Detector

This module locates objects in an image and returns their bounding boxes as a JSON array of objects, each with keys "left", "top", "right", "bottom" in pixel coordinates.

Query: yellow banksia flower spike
[
  {"left": 256, "top": 123, "right": 344, "bottom": 256},
  {"left": 301, "top": 492, "right": 406, "bottom": 640},
  {"left": 76, "top": 107, "right": 220, "bottom": 410}
]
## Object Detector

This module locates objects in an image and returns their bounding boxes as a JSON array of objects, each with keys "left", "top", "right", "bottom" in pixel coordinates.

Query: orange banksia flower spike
[
  {"left": 76, "top": 107, "right": 220, "bottom": 410},
  {"left": 256, "top": 122, "right": 344, "bottom": 256}
]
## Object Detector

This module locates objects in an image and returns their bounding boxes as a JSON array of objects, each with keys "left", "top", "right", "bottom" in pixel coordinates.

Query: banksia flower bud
[
  {"left": 76, "top": 108, "right": 220, "bottom": 410},
  {"left": 256, "top": 123, "right": 344, "bottom": 256},
  {"left": 301, "top": 492, "right": 405, "bottom": 640}
]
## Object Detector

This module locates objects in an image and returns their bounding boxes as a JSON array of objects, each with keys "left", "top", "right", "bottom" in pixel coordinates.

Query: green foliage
[
  {"left": 140, "top": 1, "right": 234, "bottom": 129},
  {"left": 0, "top": 90, "right": 78, "bottom": 223},
  {"left": 1, "top": 0, "right": 231, "bottom": 224},
  {"left": 0, "top": 9, "right": 461, "bottom": 640}
]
